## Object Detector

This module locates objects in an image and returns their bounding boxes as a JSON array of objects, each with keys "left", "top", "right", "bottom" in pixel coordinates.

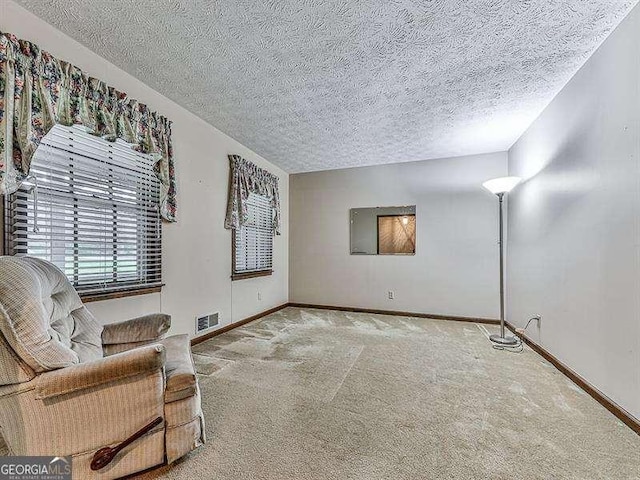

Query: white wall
[
  {"left": 0, "top": 1, "right": 289, "bottom": 338},
  {"left": 290, "top": 152, "right": 507, "bottom": 318},
  {"left": 507, "top": 5, "right": 640, "bottom": 419}
]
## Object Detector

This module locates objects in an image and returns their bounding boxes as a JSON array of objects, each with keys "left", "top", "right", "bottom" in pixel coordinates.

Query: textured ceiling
[{"left": 14, "top": 0, "right": 638, "bottom": 172}]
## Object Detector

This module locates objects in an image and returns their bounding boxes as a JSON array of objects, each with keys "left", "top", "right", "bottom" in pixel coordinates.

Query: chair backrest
[{"left": 0, "top": 256, "right": 103, "bottom": 385}]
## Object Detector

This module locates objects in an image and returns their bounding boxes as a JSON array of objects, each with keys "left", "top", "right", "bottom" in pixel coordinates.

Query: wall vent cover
[{"left": 196, "top": 313, "right": 219, "bottom": 333}]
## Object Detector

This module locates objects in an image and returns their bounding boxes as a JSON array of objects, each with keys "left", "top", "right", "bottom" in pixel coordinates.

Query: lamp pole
[{"left": 489, "top": 191, "right": 517, "bottom": 345}]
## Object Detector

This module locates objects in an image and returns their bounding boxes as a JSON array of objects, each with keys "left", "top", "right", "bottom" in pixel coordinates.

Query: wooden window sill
[
  {"left": 231, "top": 270, "right": 273, "bottom": 281},
  {"left": 80, "top": 285, "right": 163, "bottom": 303}
]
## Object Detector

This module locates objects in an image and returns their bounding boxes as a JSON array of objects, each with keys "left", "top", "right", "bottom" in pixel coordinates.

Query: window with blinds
[
  {"left": 4, "top": 124, "right": 162, "bottom": 295},
  {"left": 232, "top": 192, "right": 274, "bottom": 278}
]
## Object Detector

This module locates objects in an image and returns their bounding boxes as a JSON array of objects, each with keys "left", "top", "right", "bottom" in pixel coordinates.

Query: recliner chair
[{"left": 0, "top": 256, "right": 205, "bottom": 479}]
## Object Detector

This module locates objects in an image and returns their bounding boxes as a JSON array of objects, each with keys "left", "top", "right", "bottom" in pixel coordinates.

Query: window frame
[
  {"left": 3, "top": 125, "right": 163, "bottom": 301},
  {"left": 231, "top": 192, "right": 274, "bottom": 281}
]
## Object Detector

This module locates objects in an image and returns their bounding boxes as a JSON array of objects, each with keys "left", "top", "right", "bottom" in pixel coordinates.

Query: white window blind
[
  {"left": 4, "top": 124, "right": 162, "bottom": 294},
  {"left": 233, "top": 192, "right": 273, "bottom": 274}
]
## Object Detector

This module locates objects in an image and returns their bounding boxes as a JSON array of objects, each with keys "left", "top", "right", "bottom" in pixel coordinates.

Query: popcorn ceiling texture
[{"left": 14, "top": 0, "right": 639, "bottom": 172}]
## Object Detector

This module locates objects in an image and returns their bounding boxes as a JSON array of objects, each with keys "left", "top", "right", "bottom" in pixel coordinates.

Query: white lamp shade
[{"left": 482, "top": 176, "right": 521, "bottom": 194}]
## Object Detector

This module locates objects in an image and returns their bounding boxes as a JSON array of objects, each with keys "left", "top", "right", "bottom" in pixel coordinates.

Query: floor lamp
[{"left": 482, "top": 176, "right": 521, "bottom": 346}]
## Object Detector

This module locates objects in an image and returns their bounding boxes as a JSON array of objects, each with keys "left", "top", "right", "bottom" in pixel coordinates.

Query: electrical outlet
[
  {"left": 257, "top": 292, "right": 262, "bottom": 301},
  {"left": 388, "top": 291, "right": 394, "bottom": 300}
]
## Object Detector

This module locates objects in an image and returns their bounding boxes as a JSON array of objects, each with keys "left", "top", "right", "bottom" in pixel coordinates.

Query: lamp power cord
[{"left": 491, "top": 316, "right": 540, "bottom": 353}]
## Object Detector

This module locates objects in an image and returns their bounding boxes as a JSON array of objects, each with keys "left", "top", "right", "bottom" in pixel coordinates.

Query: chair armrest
[
  {"left": 36, "top": 345, "right": 166, "bottom": 399},
  {"left": 102, "top": 313, "right": 171, "bottom": 345}
]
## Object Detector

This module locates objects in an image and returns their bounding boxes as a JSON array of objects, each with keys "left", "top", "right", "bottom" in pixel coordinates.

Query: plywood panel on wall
[{"left": 377, "top": 215, "right": 416, "bottom": 254}]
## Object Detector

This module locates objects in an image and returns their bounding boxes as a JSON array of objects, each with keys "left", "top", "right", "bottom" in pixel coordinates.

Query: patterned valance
[
  {"left": 0, "top": 31, "right": 177, "bottom": 221},
  {"left": 224, "top": 155, "right": 281, "bottom": 235}
]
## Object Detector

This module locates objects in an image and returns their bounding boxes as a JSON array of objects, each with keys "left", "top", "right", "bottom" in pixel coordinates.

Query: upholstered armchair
[{"left": 0, "top": 256, "right": 205, "bottom": 479}]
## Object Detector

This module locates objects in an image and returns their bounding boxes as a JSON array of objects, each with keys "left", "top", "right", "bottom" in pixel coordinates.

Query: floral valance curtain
[
  {"left": 0, "top": 31, "right": 177, "bottom": 221},
  {"left": 225, "top": 155, "right": 281, "bottom": 235}
]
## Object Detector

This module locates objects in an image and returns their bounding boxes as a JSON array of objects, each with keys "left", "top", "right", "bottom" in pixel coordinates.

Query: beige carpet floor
[
  {"left": 2, "top": 307, "right": 639, "bottom": 479},
  {"left": 142, "top": 307, "right": 640, "bottom": 480}
]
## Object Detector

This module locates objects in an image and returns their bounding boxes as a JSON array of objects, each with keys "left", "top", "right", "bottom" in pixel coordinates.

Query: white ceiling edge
[{"left": 287, "top": 148, "right": 510, "bottom": 175}]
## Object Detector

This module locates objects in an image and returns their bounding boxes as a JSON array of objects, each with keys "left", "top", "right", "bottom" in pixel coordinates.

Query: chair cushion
[
  {"left": 158, "top": 334, "right": 198, "bottom": 403},
  {"left": 0, "top": 256, "right": 103, "bottom": 372}
]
